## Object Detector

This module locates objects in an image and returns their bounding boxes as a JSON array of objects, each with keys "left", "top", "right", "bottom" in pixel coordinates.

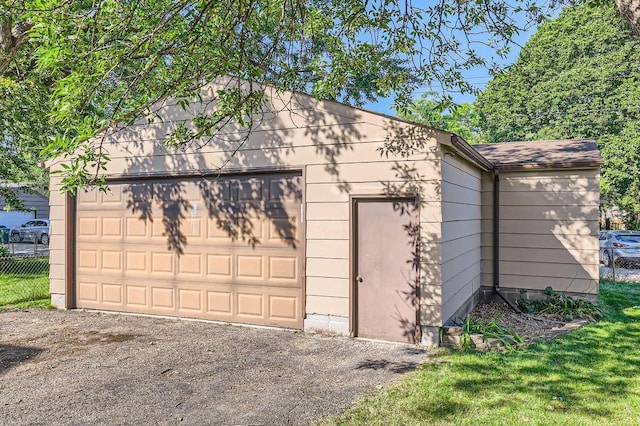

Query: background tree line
[
  {"left": 401, "top": 3, "right": 640, "bottom": 227},
  {"left": 0, "top": 1, "right": 636, "bottom": 224}
]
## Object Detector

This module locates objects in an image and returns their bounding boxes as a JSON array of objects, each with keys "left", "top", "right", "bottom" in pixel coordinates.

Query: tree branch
[{"left": 0, "top": 18, "right": 33, "bottom": 74}]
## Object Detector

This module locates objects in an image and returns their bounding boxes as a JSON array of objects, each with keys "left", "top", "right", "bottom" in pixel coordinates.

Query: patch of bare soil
[{"left": 468, "top": 302, "right": 574, "bottom": 343}]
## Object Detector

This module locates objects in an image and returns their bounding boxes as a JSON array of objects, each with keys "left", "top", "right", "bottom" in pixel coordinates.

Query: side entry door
[{"left": 354, "top": 198, "right": 420, "bottom": 343}]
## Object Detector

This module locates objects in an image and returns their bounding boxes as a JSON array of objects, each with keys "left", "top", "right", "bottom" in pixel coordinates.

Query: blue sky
[{"left": 362, "top": 11, "right": 546, "bottom": 116}]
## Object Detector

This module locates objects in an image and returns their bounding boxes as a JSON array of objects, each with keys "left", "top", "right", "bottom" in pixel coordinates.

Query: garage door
[{"left": 75, "top": 172, "right": 304, "bottom": 328}]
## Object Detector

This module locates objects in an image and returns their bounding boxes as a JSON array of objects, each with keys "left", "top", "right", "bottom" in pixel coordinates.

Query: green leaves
[
  {"left": 517, "top": 287, "right": 604, "bottom": 322},
  {"left": 0, "top": 1, "right": 562, "bottom": 191},
  {"left": 455, "top": 313, "right": 524, "bottom": 351},
  {"left": 398, "top": 93, "right": 486, "bottom": 144},
  {"left": 476, "top": 3, "right": 640, "bottom": 224}
]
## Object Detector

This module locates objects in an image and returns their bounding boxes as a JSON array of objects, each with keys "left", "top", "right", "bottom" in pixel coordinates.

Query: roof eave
[
  {"left": 494, "top": 159, "right": 604, "bottom": 171},
  {"left": 448, "top": 134, "right": 494, "bottom": 171}
]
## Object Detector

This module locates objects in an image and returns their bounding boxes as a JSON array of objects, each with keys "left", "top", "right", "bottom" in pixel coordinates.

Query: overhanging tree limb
[
  {"left": 0, "top": 18, "right": 32, "bottom": 74},
  {"left": 0, "top": 0, "right": 636, "bottom": 192}
]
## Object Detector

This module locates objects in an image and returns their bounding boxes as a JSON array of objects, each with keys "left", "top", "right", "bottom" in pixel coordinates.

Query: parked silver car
[
  {"left": 10, "top": 219, "right": 50, "bottom": 245},
  {"left": 599, "top": 230, "right": 640, "bottom": 267}
]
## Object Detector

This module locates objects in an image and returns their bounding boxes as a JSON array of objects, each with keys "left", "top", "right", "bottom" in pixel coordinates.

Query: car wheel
[
  {"left": 603, "top": 250, "right": 612, "bottom": 267},
  {"left": 40, "top": 233, "right": 49, "bottom": 245},
  {"left": 10, "top": 232, "right": 21, "bottom": 243}
]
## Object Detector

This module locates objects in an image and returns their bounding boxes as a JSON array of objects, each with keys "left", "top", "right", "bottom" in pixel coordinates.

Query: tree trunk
[
  {"left": 615, "top": 0, "right": 640, "bottom": 37},
  {"left": 0, "top": 19, "right": 32, "bottom": 74}
]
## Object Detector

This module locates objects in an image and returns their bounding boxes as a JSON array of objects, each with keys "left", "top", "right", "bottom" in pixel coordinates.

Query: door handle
[{"left": 355, "top": 275, "right": 363, "bottom": 283}]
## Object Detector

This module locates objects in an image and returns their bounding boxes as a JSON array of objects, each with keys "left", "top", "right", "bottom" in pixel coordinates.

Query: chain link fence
[
  {"left": 599, "top": 230, "right": 640, "bottom": 283},
  {"left": 0, "top": 228, "right": 50, "bottom": 309},
  {"left": 600, "top": 256, "right": 640, "bottom": 283}
]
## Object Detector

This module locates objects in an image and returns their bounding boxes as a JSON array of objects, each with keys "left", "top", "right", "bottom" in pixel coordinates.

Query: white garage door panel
[{"left": 75, "top": 173, "right": 304, "bottom": 328}]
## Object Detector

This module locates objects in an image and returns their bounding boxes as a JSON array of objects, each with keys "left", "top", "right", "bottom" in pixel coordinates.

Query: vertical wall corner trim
[{"left": 65, "top": 193, "right": 76, "bottom": 309}]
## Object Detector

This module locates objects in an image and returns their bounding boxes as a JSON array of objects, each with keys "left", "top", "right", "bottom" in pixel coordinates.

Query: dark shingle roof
[{"left": 472, "top": 138, "right": 603, "bottom": 170}]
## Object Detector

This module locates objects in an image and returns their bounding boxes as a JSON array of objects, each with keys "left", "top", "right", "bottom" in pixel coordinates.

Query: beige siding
[
  {"left": 306, "top": 220, "right": 349, "bottom": 239},
  {"left": 306, "top": 277, "right": 350, "bottom": 298},
  {"left": 49, "top": 83, "right": 448, "bottom": 323},
  {"left": 48, "top": 175, "right": 67, "bottom": 307},
  {"left": 306, "top": 203, "right": 349, "bottom": 221},
  {"left": 481, "top": 169, "right": 600, "bottom": 294},
  {"left": 480, "top": 173, "right": 494, "bottom": 286},
  {"left": 440, "top": 148, "right": 482, "bottom": 323},
  {"left": 305, "top": 294, "right": 350, "bottom": 317}
]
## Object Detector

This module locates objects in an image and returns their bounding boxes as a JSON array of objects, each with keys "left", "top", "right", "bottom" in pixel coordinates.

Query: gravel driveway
[{"left": 0, "top": 309, "right": 428, "bottom": 425}]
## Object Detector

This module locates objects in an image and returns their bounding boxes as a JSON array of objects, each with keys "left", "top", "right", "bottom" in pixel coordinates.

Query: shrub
[
  {"left": 517, "top": 286, "right": 604, "bottom": 322},
  {"left": 455, "top": 314, "right": 524, "bottom": 350}
]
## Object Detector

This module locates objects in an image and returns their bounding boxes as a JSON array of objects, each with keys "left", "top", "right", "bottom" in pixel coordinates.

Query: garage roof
[{"left": 472, "top": 138, "right": 604, "bottom": 170}]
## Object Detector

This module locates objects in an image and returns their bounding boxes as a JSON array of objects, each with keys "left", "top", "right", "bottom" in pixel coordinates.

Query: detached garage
[{"left": 48, "top": 82, "right": 603, "bottom": 345}]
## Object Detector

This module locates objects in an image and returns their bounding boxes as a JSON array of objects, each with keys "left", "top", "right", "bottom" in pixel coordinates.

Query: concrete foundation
[
  {"left": 479, "top": 285, "right": 598, "bottom": 305},
  {"left": 51, "top": 293, "right": 65, "bottom": 309},
  {"left": 303, "top": 314, "right": 349, "bottom": 335},
  {"left": 421, "top": 326, "right": 441, "bottom": 347}
]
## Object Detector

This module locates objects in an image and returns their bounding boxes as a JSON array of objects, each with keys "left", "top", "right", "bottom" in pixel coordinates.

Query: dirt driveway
[{"left": 0, "top": 309, "right": 427, "bottom": 425}]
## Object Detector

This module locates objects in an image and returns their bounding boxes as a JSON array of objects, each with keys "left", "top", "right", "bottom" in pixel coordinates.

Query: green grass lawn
[
  {"left": 326, "top": 280, "right": 640, "bottom": 425},
  {"left": 0, "top": 257, "right": 51, "bottom": 310}
]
